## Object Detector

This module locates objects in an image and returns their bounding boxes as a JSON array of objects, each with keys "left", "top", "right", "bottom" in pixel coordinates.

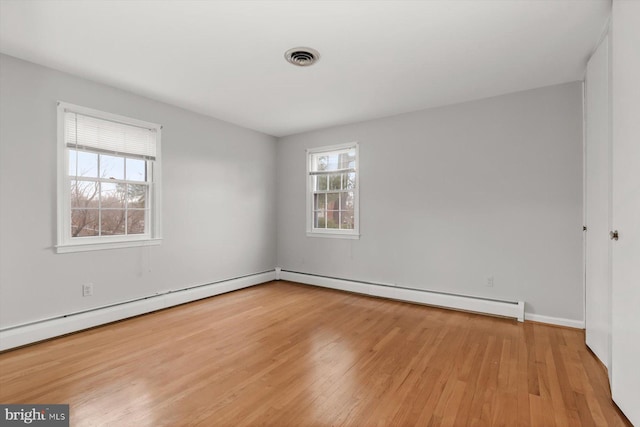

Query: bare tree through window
[{"left": 69, "top": 149, "right": 148, "bottom": 237}]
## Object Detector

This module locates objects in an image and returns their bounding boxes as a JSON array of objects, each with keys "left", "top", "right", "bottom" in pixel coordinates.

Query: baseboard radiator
[
  {"left": 277, "top": 269, "right": 525, "bottom": 322},
  {"left": 0, "top": 270, "right": 276, "bottom": 352}
]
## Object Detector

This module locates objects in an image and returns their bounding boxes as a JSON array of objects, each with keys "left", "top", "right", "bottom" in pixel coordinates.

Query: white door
[
  {"left": 610, "top": 1, "right": 640, "bottom": 424},
  {"left": 584, "top": 35, "right": 611, "bottom": 372}
]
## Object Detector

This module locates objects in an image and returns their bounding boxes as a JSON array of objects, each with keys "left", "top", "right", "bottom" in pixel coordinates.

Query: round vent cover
[{"left": 285, "top": 47, "right": 320, "bottom": 67}]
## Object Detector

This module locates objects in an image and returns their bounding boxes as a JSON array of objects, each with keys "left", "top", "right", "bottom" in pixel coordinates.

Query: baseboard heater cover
[
  {"left": 279, "top": 270, "right": 525, "bottom": 322},
  {"left": 0, "top": 270, "right": 276, "bottom": 351}
]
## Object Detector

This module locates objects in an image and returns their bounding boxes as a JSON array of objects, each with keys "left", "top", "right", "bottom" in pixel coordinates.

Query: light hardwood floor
[{"left": 0, "top": 281, "right": 631, "bottom": 426}]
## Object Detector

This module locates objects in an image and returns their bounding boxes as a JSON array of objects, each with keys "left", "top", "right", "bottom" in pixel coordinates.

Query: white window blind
[{"left": 64, "top": 111, "right": 157, "bottom": 160}]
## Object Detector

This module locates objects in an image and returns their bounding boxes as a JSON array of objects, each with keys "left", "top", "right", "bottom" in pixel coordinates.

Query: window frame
[
  {"left": 56, "top": 102, "right": 162, "bottom": 253},
  {"left": 306, "top": 142, "right": 360, "bottom": 239}
]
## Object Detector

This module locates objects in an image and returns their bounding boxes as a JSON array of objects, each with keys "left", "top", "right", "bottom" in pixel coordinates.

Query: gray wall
[
  {"left": 0, "top": 53, "right": 585, "bottom": 327},
  {"left": 0, "top": 54, "right": 277, "bottom": 328},
  {"left": 277, "top": 82, "right": 584, "bottom": 321}
]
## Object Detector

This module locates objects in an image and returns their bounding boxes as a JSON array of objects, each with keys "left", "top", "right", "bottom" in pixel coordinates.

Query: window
[
  {"left": 56, "top": 102, "right": 162, "bottom": 253},
  {"left": 307, "top": 142, "right": 359, "bottom": 238}
]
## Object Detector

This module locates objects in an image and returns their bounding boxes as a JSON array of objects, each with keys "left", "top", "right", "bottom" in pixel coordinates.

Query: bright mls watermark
[{"left": 1, "top": 405, "right": 69, "bottom": 426}]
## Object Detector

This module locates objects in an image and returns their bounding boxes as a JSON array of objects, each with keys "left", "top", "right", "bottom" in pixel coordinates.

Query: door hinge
[{"left": 583, "top": 226, "right": 587, "bottom": 231}]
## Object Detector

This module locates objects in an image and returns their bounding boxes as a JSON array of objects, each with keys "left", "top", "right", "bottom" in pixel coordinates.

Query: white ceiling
[{"left": 0, "top": 0, "right": 609, "bottom": 137}]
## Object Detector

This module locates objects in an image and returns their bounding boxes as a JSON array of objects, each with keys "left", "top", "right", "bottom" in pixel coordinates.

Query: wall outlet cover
[{"left": 83, "top": 283, "right": 94, "bottom": 297}]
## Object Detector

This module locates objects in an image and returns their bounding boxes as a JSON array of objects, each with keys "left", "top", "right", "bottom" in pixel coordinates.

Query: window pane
[
  {"left": 127, "top": 209, "right": 146, "bottom": 234},
  {"left": 314, "top": 211, "right": 326, "bottom": 229},
  {"left": 71, "top": 209, "right": 99, "bottom": 237},
  {"left": 340, "top": 173, "right": 347, "bottom": 190},
  {"left": 340, "top": 191, "right": 355, "bottom": 210},
  {"left": 346, "top": 172, "right": 356, "bottom": 189},
  {"left": 312, "top": 149, "right": 355, "bottom": 172},
  {"left": 101, "top": 182, "right": 126, "bottom": 209},
  {"left": 101, "top": 209, "right": 126, "bottom": 235},
  {"left": 338, "top": 152, "right": 351, "bottom": 169},
  {"left": 314, "top": 155, "right": 329, "bottom": 171},
  {"left": 69, "top": 150, "right": 77, "bottom": 176},
  {"left": 326, "top": 211, "right": 339, "bottom": 229},
  {"left": 315, "top": 175, "right": 327, "bottom": 191},
  {"left": 126, "top": 158, "right": 146, "bottom": 182},
  {"left": 327, "top": 193, "right": 339, "bottom": 210},
  {"left": 329, "top": 174, "right": 342, "bottom": 190},
  {"left": 314, "top": 193, "right": 326, "bottom": 210},
  {"left": 340, "top": 210, "right": 355, "bottom": 230},
  {"left": 71, "top": 180, "right": 99, "bottom": 208},
  {"left": 326, "top": 154, "right": 340, "bottom": 170},
  {"left": 127, "top": 184, "right": 147, "bottom": 209},
  {"left": 76, "top": 151, "right": 98, "bottom": 178},
  {"left": 344, "top": 149, "right": 356, "bottom": 169},
  {"left": 100, "top": 154, "right": 125, "bottom": 180}
]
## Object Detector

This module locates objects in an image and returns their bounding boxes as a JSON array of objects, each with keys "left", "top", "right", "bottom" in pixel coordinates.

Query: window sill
[
  {"left": 56, "top": 238, "right": 162, "bottom": 254},
  {"left": 306, "top": 232, "right": 360, "bottom": 240}
]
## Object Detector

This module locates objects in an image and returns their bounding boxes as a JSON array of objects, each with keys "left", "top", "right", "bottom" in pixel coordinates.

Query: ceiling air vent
[{"left": 284, "top": 47, "right": 320, "bottom": 67}]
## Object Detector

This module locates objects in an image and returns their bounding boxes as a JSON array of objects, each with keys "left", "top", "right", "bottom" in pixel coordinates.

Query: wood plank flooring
[{"left": 0, "top": 281, "right": 631, "bottom": 426}]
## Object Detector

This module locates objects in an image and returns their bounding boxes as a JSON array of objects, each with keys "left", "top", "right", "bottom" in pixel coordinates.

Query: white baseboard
[
  {"left": 279, "top": 270, "right": 525, "bottom": 322},
  {"left": 0, "top": 271, "right": 276, "bottom": 351},
  {"left": 524, "top": 312, "right": 584, "bottom": 329}
]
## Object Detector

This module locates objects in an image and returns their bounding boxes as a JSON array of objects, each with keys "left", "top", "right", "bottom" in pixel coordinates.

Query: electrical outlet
[
  {"left": 82, "top": 283, "right": 94, "bottom": 297},
  {"left": 486, "top": 276, "right": 494, "bottom": 287}
]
